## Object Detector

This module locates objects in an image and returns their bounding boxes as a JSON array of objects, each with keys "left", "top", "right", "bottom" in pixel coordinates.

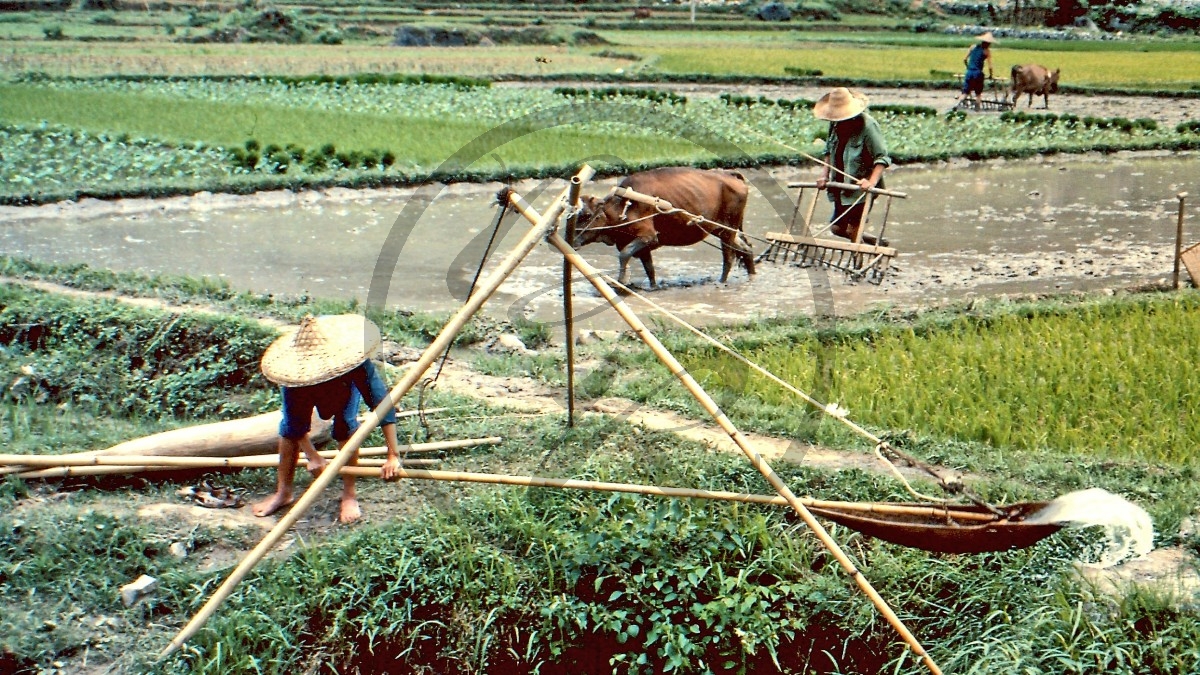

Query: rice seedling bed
[
  {"left": 602, "top": 290, "right": 1200, "bottom": 466},
  {"left": 2, "top": 76, "right": 1193, "bottom": 203}
]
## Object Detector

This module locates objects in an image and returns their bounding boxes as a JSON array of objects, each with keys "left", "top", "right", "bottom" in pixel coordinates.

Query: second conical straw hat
[{"left": 260, "top": 314, "right": 381, "bottom": 387}]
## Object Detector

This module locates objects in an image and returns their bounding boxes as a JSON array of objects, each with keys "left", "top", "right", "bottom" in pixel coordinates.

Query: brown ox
[
  {"left": 1010, "top": 63, "right": 1060, "bottom": 109},
  {"left": 573, "top": 167, "right": 756, "bottom": 288}
]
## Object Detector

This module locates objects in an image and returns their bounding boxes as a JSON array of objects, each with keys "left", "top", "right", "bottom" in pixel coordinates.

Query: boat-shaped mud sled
[{"left": 803, "top": 500, "right": 1062, "bottom": 554}]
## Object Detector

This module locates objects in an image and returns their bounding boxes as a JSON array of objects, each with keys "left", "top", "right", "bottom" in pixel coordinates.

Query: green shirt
[{"left": 824, "top": 112, "right": 892, "bottom": 206}]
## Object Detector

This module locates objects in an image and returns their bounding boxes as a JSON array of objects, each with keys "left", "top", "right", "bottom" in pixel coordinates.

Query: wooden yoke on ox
[
  {"left": 759, "top": 180, "right": 908, "bottom": 285},
  {"left": 505, "top": 193, "right": 945, "bottom": 672},
  {"left": 611, "top": 185, "right": 743, "bottom": 243}
]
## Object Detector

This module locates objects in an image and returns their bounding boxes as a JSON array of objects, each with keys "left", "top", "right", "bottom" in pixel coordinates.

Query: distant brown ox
[
  {"left": 1010, "top": 63, "right": 1061, "bottom": 109},
  {"left": 573, "top": 167, "right": 756, "bottom": 288},
  {"left": 632, "top": 7, "right": 652, "bottom": 19}
]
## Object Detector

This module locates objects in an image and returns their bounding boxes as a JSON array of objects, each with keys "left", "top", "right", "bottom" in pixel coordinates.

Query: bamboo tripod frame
[
  {"left": 161, "top": 165, "right": 941, "bottom": 674},
  {"left": 545, "top": 231, "right": 943, "bottom": 675}
]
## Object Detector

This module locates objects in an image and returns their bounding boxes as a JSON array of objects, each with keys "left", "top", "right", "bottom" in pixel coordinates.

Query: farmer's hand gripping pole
[
  {"left": 541, "top": 232, "right": 944, "bottom": 675},
  {"left": 159, "top": 164, "right": 595, "bottom": 659}
]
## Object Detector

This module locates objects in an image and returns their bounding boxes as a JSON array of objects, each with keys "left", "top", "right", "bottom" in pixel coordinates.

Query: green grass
[
  {"left": 6, "top": 263, "right": 1200, "bottom": 673},
  {"left": 646, "top": 43, "right": 1200, "bottom": 88},
  {"left": 596, "top": 290, "right": 1200, "bottom": 466}
]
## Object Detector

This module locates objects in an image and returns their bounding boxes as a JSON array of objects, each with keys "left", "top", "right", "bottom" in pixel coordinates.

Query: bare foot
[
  {"left": 339, "top": 498, "right": 362, "bottom": 524},
  {"left": 252, "top": 491, "right": 293, "bottom": 517},
  {"left": 305, "top": 456, "right": 327, "bottom": 478}
]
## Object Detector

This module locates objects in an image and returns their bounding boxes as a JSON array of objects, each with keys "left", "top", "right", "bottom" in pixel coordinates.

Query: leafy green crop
[{"left": 1, "top": 77, "right": 1194, "bottom": 204}]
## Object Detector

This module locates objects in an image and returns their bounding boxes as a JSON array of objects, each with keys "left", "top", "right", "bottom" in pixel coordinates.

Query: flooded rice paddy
[{"left": 1, "top": 151, "right": 1196, "bottom": 331}]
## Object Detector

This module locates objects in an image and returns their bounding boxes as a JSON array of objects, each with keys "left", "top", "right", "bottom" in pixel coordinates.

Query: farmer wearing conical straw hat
[
  {"left": 254, "top": 314, "right": 402, "bottom": 523},
  {"left": 813, "top": 87, "right": 891, "bottom": 246},
  {"left": 952, "top": 31, "right": 997, "bottom": 111}
]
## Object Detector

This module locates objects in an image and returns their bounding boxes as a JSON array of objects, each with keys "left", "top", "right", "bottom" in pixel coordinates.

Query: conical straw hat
[
  {"left": 976, "top": 31, "right": 996, "bottom": 43},
  {"left": 813, "top": 87, "right": 869, "bottom": 122},
  {"left": 261, "top": 314, "right": 381, "bottom": 387}
]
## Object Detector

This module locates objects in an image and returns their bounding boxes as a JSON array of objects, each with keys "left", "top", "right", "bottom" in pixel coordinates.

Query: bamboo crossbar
[
  {"left": 763, "top": 232, "right": 896, "bottom": 256},
  {"left": 0, "top": 437, "right": 501, "bottom": 469},
  {"left": 546, "top": 231, "right": 943, "bottom": 675},
  {"left": 338, "top": 466, "right": 996, "bottom": 522},
  {"left": 159, "top": 165, "right": 596, "bottom": 659},
  {"left": 16, "top": 458, "right": 441, "bottom": 479},
  {"left": 787, "top": 180, "right": 908, "bottom": 199}
]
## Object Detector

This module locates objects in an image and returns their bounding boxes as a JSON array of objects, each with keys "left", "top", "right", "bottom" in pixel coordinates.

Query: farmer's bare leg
[
  {"left": 297, "top": 434, "right": 326, "bottom": 477},
  {"left": 338, "top": 439, "right": 361, "bottom": 523},
  {"left": 253, "top": 436, "right": 301, "bottom": 517}
]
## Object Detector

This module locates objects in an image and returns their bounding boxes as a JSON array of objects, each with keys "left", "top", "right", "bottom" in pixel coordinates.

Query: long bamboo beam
[
  {"left": 545, "top": 231, "right": 944, "bottom": 675},
  {"left": 160, "top": 165, "right": 596, "bottom": 658},
  {"left": 0, "top": 437, "right": 502, "bottom": 468},
  {"left": 338, "top": 466, "right": 996, "bottom": 522},
  {"left": 14, "top": 458, "right": 442, "bottom": 480}
]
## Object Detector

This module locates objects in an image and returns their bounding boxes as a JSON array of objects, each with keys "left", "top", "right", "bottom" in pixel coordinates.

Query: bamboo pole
[
  {"left": 1175, "top": 192, "right": 1188, "bottom": 290},
  {"left": 2, "top": 407, "right": 452, "bottom": 475},
  {"left": 16, "top": 458, "right": 442, "bottom": 480},
  {"left": 563, "top": 174, "right": 584, "bottom": 427},
  {"left": 0, "top": 437, "right": 502, "bottom": 468},
  {"left": 545, "top": 232, "right": 944, "bottom": 675},
  {"left": 338, "top": 466, "right": 998, "bottom": 522},
  {"left": 159, "top": 165, "right": 596, "bottom": 659}
]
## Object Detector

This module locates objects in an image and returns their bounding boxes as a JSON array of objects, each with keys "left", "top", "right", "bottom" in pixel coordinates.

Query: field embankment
[{"left": 4, "top": 75, "right": 1200, "bottom": 204}]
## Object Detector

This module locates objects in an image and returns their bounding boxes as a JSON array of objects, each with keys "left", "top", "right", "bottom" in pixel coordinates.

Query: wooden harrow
[
  {"left": 759, "top": 180, "right": 907, "bottom": 285},
  {"left": 954, "top": 76, "right": 1013, "bottom": 112}
]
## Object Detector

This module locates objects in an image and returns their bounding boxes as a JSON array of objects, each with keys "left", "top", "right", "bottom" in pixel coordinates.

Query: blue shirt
[
  {"left": 279, "top": 359, "right": 398, "bottom": 441},
  {"left": 965, "top": 43, "right": 988, "bottom": 76}
]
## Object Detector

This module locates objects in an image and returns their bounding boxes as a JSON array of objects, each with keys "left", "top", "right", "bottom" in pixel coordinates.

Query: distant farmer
[
  {"left": 253, "top": 314, "right": 402, "bottom": 524},
  {"left": 952, "top": 31, "right": 996, "bottom": 111},
  {"left": 814, "top": 87, "right": 891, "bottom": 246}
]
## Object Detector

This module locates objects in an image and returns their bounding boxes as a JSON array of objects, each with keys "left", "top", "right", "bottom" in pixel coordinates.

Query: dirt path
[{"left": 2, "top": 275, "right": 927, "bottom": 481}]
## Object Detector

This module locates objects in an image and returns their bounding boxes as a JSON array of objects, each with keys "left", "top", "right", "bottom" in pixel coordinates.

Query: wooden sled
[
  {"left": 758, "top": 180, "right": 906, "bottom": 285},
  {"left": 805, "top": 501, "right": 1061, "bottom": 554}
]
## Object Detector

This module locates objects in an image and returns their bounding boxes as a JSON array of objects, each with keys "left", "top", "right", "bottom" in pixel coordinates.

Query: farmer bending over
[
  {"left": 253, "top": 314, "right": 402, "bottom": 523},
  {"left": 814, "top": 87, "right": 891, "bottom": 246}
]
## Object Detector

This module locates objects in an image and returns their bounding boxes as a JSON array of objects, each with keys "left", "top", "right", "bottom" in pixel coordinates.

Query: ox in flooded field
[
  {"left": 1010, "top": 63, "right": 1060, "bottom": 109},
  {"left": 573, "top": 167, "right": 756, "bottom": 288}
]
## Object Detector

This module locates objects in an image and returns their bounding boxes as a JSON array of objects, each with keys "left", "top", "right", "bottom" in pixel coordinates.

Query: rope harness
[
  {"left": 416, "top": 187, "right": 513, "bottom": 439},
  {"left": 599, "top": 272, "right": 1003, "bottom": 515}
]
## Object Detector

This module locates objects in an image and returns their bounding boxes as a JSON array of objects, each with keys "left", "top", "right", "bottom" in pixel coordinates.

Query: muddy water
[{"left": 1, "top": 152, "right": 1196, "bottom": 332}]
